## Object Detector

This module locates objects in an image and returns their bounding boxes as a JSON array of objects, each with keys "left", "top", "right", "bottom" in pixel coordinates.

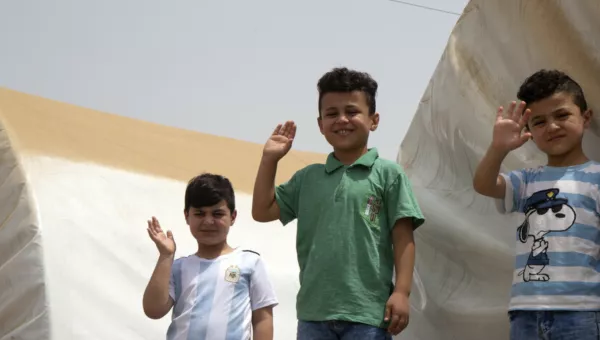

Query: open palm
[
  {"left": 263, "top": 120, "right": 296, "bottom": 160},
  {"left": 147, "top": 216, "right": 176, "bottom": 256},
  {"left": 492, "top": 101, "right": 532, "bottom": 152}
]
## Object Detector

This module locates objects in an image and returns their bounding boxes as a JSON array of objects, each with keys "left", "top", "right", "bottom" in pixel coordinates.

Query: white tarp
[
  {"left": 0, "top": 122, "right": 50, "bottom": 339},
  {"left": 399, "top": 0, "right": 600, "bottom": 339}
]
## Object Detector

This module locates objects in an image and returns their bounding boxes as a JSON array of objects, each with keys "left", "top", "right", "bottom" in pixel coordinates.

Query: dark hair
[
  {"left": 517, "top": 69, "right": 588, "bottom": 112},
  {"left": 184, "top": 173, "right": 235, "bottom": 213},
  {"left": 317, "top": 67, "right": 378, "bottom": 115}
]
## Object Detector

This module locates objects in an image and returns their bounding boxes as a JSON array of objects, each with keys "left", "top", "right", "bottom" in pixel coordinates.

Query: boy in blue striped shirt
[
  {"left": 142, "top": 173, "right": 278, "bottom": 340},
  {"left": 473, "top": 69, "right": 598, "bottom": 339}
]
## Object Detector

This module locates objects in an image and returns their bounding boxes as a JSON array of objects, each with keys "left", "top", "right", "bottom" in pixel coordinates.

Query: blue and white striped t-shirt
[
  {"left": 497, "top": 160, "right": 600, "bottom": 311},
  {"left": 166, "top": 248, "right": 278, "bottom": 340}
]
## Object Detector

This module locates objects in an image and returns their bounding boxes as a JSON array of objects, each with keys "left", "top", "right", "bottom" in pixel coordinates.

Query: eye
[
  {"left": 536, "top": 208, "right": 549, "bottom": 215},
  {"left": 551, "top": 205, "right": 562, "bottom": 213}
]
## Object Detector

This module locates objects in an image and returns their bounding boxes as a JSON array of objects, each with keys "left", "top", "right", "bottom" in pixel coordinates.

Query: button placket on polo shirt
[{"left": 334, "top": 166, "right": 350, "bottom": 202}]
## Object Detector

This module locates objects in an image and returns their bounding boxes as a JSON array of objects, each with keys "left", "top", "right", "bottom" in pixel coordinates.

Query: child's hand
[
  {"left": 262, "top": 121, "right": 296, "bottom": 161},
  {"left": 384, "top": 291, "right": 410, "bottom": 335},
  {"left": 491, "top": 101, "right": 532, "bottom": 153},
  {"left": 147, "top": 216, "right": 176, "bottom": 256}
]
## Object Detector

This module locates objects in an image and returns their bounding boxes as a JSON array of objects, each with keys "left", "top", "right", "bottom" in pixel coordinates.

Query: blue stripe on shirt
[
  {"left": 186, "top": 260, "right": 219, "bottom": 340},
  {"left": 167, "top": 259, "right": 184, "bottom": 340},
  {"left": 512, "top": 281, "right": 600, "bottom": 297},
  {"left": 226, "top": 268, "right": 251, "bottom": 339},
  {"left": 515, "top": 252, "right": 600, "bottom": 272},
  {"left": 531, "top": 168, "right": 600, "bottom": 185}
]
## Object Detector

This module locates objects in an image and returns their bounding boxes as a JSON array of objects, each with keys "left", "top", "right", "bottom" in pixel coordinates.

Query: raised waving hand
[
  {"left": 491, "top": 101, "right": 532, "bottom": 153},
  {"left": 147, "top": 216, "right": 176, "bottom": 256},
  {"left": 263, "top": 120, "right": 296, "bottom": 161}
]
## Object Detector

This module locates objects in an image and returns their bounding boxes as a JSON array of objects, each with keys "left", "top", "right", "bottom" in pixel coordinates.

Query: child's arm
[
  {"left": 252, "top": 156, "right": 282, "bottom": 222},
  {"left": 248, "top": 254, "right": 278, "bottom": 340},
  {"left": 383, "top": 169, "right": 425, "bottom": 335},
  {"left": 252, "top": 307, "right": 274, "bottom": 340},
  {"left": 472, "top": 146, "right": 509, "bottom": 199},
  {"left": 391, "top": 217, "right": 415, "bottom": 298},
  {"left": 473, "top": 101, "right": 531, "bottom": 198},
  {"left": 143, "top": 217, "right": 176, "bottom": 319},
  {"left": 143, "top": 254, "right": 175, "bottom": 319},
  {"left": 252, "top": 121, "right": 296, "bottom": 223},
  {"left": 383, "top": 217, "right": 416, "bottom": 335}
]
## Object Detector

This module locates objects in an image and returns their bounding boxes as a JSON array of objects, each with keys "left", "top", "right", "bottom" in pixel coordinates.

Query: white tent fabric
[
  {"left": 1, "top": 0, "right": 600, "bottom": 339},
  {"left": 0, "top": 122, "right": 49, "bottom": 339},
  {"left": 398, "top": 0, "right": 600, "bottom": 339}
]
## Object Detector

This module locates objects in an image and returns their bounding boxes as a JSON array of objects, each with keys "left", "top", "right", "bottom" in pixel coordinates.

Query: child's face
[
  {"left": 185, "top": 200, "right": 236, "bottom": 246},
  {"left": 318, "top": 91, "right": 379, "bottom": 152},
  {"left": 526, "top": 92, "right": 592, "bottom": 157}
]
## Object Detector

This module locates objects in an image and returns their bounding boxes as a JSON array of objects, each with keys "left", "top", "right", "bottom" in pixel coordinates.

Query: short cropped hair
[
  {"left": 517, "top": 69, "right": 588, "bottom": 112},
  {"left": 184, "top": 173, "right": 235, "bottom": 213},
  {"left": 317, "top": 67, "right": 378, "bottom": 115}
]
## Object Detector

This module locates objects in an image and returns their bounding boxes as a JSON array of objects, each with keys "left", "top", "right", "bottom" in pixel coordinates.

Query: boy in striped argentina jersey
[
  {"left": 142, "top": 173, "right": 278, "bottom": 340},
  {"left": 473, "top": 69, "right": 598, "bottom": 339}
]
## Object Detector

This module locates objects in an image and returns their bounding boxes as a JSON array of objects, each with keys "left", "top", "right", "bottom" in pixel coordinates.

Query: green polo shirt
[{"left": 275, "top": 148, "right": 424, "bottom": 328}]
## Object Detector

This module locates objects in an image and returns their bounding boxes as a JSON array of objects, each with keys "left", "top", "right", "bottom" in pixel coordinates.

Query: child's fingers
[
  {"left": 511, "top": 101, "right": 526, "bottom": 121},
  {"left": 384, "top": 305, "right": 391, "bottom": 321},
  {"left": 519, "top": 108, "right": 532, "bottom": 128},
  {"left": 288, "top": 123, "right": 297, "bottom": 139},
  {"left": 152, "top": 217, "right": 162, "bottom": 233},
  {"left": 147, "top": 221, "right": 155, "bottom": 235},
  {"left": 271, "top": 124, "right": 282, "bottom": 136},
  {"left": 147, "top": 228, "right": 156, "bottom": 240},
  {"left": 495, "top": 106, "right": 504, "bottom": 121},
  {"left": 506, "top": 101, "right": 517, "bottom": 120},
  {"left": 388, "top": 314, "right": 401, "bottom": 334}
]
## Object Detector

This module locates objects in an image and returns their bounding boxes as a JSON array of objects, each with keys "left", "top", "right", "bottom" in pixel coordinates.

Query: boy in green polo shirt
[{"left": 252, "top": 67, "right": 425, "bottom": 339}]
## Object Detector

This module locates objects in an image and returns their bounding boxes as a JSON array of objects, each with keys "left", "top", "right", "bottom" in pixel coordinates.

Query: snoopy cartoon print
[{"left": 517, "top": 188, "right": 576, "bottom": 282}]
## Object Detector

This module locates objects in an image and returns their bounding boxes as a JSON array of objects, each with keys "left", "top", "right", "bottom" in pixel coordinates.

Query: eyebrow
[{"left": 192, "top": 208, "right": 224, "bottom": 213}]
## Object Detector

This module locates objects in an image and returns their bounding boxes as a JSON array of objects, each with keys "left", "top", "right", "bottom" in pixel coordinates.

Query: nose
[
  {"left": 547, "top": 121, "right": 560, "bottom": 132},
  {"left": 555, "top": 213, "right": 565, "bottom": 218},
  {"left": 336, "top": 114, "right": 350, "bottom": 123}
]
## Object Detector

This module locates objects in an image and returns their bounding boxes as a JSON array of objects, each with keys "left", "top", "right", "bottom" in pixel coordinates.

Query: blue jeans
[
  {"left": 509, "top": 310, "right": 600, "bottom": 339},
  {"left": 297, "top": 320, "right": 392, "bottom": 340}
]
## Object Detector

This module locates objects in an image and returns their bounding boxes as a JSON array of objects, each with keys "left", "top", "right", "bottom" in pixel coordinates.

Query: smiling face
[
  {"left": 527, "top": 92, "right": 592, "bottom": 157},
  {"left": 185, "top": 199, "right": 236, "bottom": 246},
  {"left": 317, "top": 91, "right": 379, "bottom": 152}
]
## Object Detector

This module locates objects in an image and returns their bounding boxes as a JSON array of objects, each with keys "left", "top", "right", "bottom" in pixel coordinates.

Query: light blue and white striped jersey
[
  {"left": 166, "top": 248, "right": 278, "bottom": 340},
  {"left": 496, "top": 160, "right": 600, "bottom": 311}
]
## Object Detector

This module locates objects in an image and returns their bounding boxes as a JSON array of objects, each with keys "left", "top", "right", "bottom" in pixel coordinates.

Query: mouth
[
  {"left": 547, "top": 135, "right": 565, "bottom": 142},
  {"left": 334, "top": 129, "right": 353, "bottom": 136},
  {"left": 199, "top": 229, "right": 218, "bottom": 233}
]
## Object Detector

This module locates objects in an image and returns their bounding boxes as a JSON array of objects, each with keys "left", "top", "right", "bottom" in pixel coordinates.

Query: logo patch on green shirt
[{"left": 363, "top": 194, "right": 382, "bottom": 224}]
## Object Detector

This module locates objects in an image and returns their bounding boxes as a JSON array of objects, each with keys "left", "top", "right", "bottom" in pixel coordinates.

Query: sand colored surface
[{"left": 0, "top": 87, "right": 326, "bottom": 192}]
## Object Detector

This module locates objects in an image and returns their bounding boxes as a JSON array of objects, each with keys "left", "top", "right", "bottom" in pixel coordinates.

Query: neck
[
  {"left": 546, "top": 146, "right": 589, "bottom": 167},
  {"left": 334, "top": 146, "right": 368, "bottom": 165},
  {"left": 196, "top": 242, "right": 233, "bottom": 259}
]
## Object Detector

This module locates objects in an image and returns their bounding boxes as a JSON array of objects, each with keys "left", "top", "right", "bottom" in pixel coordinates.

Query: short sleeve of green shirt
[
  {"left": 385, "top": 170, "right": 425, "bottom": 230},
  {"left": 274, "top": 169, "right": 303, "bottom": 226}
]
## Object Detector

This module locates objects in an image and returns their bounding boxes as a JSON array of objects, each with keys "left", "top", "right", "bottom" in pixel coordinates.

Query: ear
[
  {"left": 370, "top": 112, "right": 380, "bottom": 131},
  {"left": 231, "top": 209, "right": 237, "bottom": 225},
  {"left": 517, "top": 219, "right": 529, "bottom": 243},
  {"left": 183, "top": 209, "right": 190, "bottom": 225},
  {"left": 317, "top": 116, "right": 324, "bottom": 135},
  {"left": 583, "top": 109, "right": 593, "bottom": 128}
]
